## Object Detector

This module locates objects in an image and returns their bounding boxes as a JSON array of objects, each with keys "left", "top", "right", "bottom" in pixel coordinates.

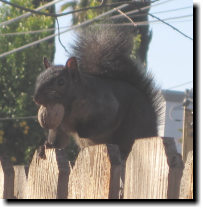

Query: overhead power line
[
  {"left": 0, "top": 0, "right": 155, "bottom": 17},
  {"left": 0, "top": 14, "right": 192, "bottom": 37},
  {"left": 0, "top": 27, "right": 60, "bottom": 36},
  {"left": 112, "top": 14, "right": 192, "bottom": 26},
  {"left": 168, "top": 81, "right": 193, "bottom": 90},
  {"left": 0, "top": 0, "right": 192, "bottom": 58},
  {"left": 148, "top": 13, "right": 193, "bottom": 40},
  {"left": 0, "top": 3, "right": 130, "bottom": 59},
  {"left": 110, "top": 0, "right": 193, "bottom": 41},
  {"left": 0, "top": 116, "right": 37, "bottom": 121},
  {"left": 0, "top": 13, "right": 193, "bottom": 58},
  {"left": 114, "top": 5, "right": 192, "bottom": 19},
  {"left": 111, "top": 0, "right": 173, "bottom": 20},
  {"left": 152, "top": 6, "right": 192, "bottom": 15},
  {"left": 0, "top": 0, "right": 63, "bottom": 27}
]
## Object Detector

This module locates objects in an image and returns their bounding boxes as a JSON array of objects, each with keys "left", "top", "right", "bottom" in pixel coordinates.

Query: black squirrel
[{"left": 34, "top": 24, "right": 163, "bottom": 157}]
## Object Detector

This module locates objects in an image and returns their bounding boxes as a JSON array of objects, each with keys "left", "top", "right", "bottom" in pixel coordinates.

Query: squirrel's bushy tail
[
  {"left": 72, "top": 24, "right": 164, "bottom": 125},
  {"left": 72, "top": 24, "right": 133, "bottom": 76}
]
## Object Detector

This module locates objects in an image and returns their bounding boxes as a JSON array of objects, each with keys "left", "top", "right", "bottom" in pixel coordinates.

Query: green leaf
[{"left": 0, "top": 0, "right": 55, "bottom": 165}]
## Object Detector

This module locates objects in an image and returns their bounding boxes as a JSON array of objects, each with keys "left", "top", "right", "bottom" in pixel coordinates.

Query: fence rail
[{"left": 0, "top": 137, "right": 193, "bottom": 199}]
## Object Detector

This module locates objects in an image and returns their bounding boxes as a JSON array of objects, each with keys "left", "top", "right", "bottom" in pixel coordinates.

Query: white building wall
[
  {"left": 163, "top": 101, "right": 183, "bottom": 154},
  {"left": 158, "top": 89, "right": 193, "bottom": 154}
]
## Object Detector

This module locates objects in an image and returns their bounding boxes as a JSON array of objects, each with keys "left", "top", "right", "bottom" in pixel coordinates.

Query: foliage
[{"left": 0, "top": 0, "right": 55, "bottom": 164}]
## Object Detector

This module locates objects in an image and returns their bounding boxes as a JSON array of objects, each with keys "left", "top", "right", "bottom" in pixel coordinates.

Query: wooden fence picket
[
  {"left": 0, "top": 157, "right": 14, "bottom": 199},
  {"left": 123, "top": 137, "right": 184, "bottom": 199},
  {"left": 179, "top": 151, "right": 193, "bottom": 199},
  {"left": 26, "top": 148, "right": 69, "bottom": 199},
  {"left": 0, "top": 137, "right": 193, "bottom": 199},
  {"left": 68, "top": 144, "right": 121, "bottom": 199}
]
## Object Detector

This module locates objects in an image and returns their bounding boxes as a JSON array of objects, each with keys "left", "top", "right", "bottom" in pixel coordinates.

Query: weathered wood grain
[
  {"left": 26, "top": 149, "right": 69, "bottom": 199},
  {"left": 67, "top": 144, "right": 121, "bottom": 199},
  {"left": 123, "top": 137, "right": 184, "bottom": 199},
  {"left": 182, "top": 108, "right": 193, "bottom": 163},
  {"left": 13, "top": 166, "right": 28, "bottom": 199},
  {"left": 0, "top": 157, "right": 14, "bottom": 199},
  {"left": 179, "top": 151, "right": 193, "bottom": 199},
  {"left": 1, "top": 137, "right": 189, "bottom": 199}
]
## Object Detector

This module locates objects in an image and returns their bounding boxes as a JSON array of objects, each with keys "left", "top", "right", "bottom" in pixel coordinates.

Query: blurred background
[{"left": 0, "top": 0, "right": 193, "bottom": 164}]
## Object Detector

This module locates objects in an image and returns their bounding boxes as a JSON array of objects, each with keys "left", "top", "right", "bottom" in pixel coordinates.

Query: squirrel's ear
[
  {"left": 65, "top": 57, "right": 80, "bottom": 81},
  {"left": 65, "top": 57, "right": 78, "bottom": 71},
  {"left": 43, "top": 57, "right": 51, "bottom": 69}
]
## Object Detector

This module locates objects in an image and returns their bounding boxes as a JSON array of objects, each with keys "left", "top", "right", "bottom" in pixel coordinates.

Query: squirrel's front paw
[
  {"left": 37, "top": 140, "right": 54, "bottom": 159},
  {"left": 37, "top": 144, "right": 46, "bottom": 159},
  {"left": 44, "top": 140, "right": 54, "bottom": 149}
]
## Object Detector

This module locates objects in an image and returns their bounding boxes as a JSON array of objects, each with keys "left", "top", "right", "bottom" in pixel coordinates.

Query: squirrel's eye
[{"left": 57, "top": 78, "right": 65, "bottom": 86}]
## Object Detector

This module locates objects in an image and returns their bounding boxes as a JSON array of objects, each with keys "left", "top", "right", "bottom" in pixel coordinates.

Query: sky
[{"left": 54, "top": 0, "right": 193, "bottom": 92}]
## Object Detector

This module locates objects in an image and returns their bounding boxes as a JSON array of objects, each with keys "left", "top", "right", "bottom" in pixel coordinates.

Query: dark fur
[{"left": 34, "top": 24, "right": 163, "bottom": 157}]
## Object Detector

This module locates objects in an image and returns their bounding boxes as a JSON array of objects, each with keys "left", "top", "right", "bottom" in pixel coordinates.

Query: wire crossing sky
[
  {"left": 54, "top": 0, "right": 193, "bottom": 91},
  {"left": 0, "top": 0, "right": 193, "bottom": 91}
]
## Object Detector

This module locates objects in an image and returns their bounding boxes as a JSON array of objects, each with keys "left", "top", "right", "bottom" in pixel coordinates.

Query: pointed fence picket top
[
  {"left": 26, "top": 148, "right": 69, "bottom": 199},
  {"left": 123, "top": 137, "right": 184, "bottom": 199},
  {"left": 0, "top": 137, "right": 193, "bottom": 199},
  {"left": 67, "top": 144, "right": 122, "bottom": 199}
]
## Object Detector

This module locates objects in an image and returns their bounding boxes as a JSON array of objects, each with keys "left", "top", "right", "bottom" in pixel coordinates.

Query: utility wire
[
  {"left": 0, "top": 0, "right": 159, "bottom": 36},
  {"left": 0, "top": 27, "right": 61, "bottom": 36},
  {"left": 0, "top": 4, "right": 130, "bottom": 59},
  {"left": 114, "top": 5, "right": 192, "bottom": 19},
  {"left": 168, "top": 19, "right": 192, "bottom": 23},
  {"left": 0, "top": 0, "right": 63, "bottom": 27},
  {"left": 0, "top": 0, "right": 188, "bottom": 54},
  {"left": 0, "top": 4, "right": 192, "bottom": 30},
  {"left": 0, "top": 14, "right": 192, "bottom": 37},
  {"left": 168, "top": 81, "right": 193, "bottom": 90},
  {"left": 111, "top": 0, "right": 173, "bottom": 20},
  {"left": 109, "top": 0, "right": 193, "bottom": 41},
  {"left": 0, "top": 0, "right": 163, "bottom": 34},
  {"left": 152, "top": 6, "right": 192, "bottom": 15},
  {"left": 0, "top": 0, "right": 161, "bottom": 27},
  {"left": 0, "top": 13, "right": 193, "bottom": 58},
  {"left": 0, "top": 116, "right": 37, "bottom": 121},
  {"left": 0, "top": 0, "right": 192, "bottom": 57},
  {"left": 148, "top": 12, "right": 193, "bottom": 40},
  {"left": 0, "top": 0, "right": 154, "bottom": 17},
  {"left": 111, "top": 14, "right": 193, "bottom": 26}
]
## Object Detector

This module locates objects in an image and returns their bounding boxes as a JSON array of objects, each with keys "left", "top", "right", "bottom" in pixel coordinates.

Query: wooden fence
[{"left": 0, "top": 137, "right": 193, "bottom": 199}]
